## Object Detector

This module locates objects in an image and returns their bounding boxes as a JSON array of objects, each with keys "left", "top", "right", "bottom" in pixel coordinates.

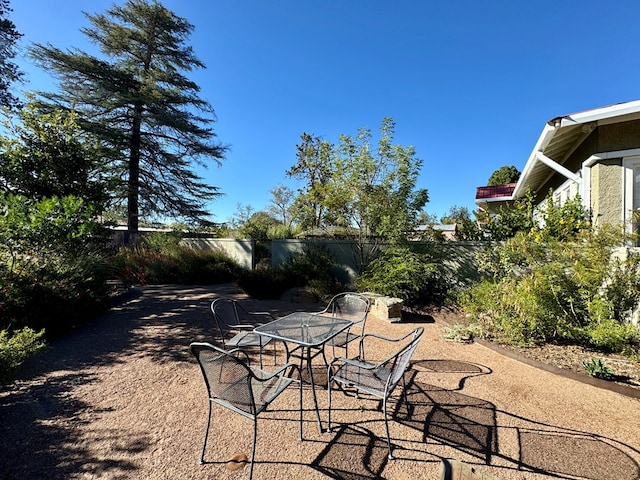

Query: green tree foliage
[
  {"left": 287, "top": 133, "right": 334, "bottom": 229},
  {"left": 287, "top": 118, "right": 428, "bottom": 269},
  {"left": 332, "top": 118, "right": 428, "bottom": 245},
  {"left": 487, "top": 165, "right": 520, "bottom": 186},
  {"left": 240, "top": 211, "right": 280, "bottom": 241},
  {"left": 358, "top": 245, "right": 445, "bottom": 305},
  {"left": 0, "top": 103, "right": 108, "bottom": 206},
  {"left": 0, "top": 193, "right": 112, "bottom": 339},
  {"left": 0, "top": 0, "right": 23, "bottom": 111},
  {"left": 29, "top": 0, "right": 227, "bottom": 236},
  {"left": 477, "top": 191, "right": 536, "bottom": 241},
  {"left": 268, "top": 184, "right": 295, "bottom": 227}
]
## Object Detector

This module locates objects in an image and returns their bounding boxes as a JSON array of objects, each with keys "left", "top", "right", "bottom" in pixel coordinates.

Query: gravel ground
[{"left": 1, "top": 284, "right": 639, "bottom": 480}]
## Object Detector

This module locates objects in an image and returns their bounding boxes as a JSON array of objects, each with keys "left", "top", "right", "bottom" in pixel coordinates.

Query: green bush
[
  {"left": 237, "top": 268, "right": 295, "bottom": 299},
  {"left": 462, "top": 225, "right": 640, "bottom": 354},
  {"left": 358, "top": 246, "right": 446, "bottom": 305},
  {"left": 113, "top": 234, "right": 240, "bottom": 285},
  {"left": 582, "top": 357, "right": 615, "bottom": 380},
  {"left": 0, "top": 327, "right": 46, "bottom": 382},
  {"left": 0, "top": 194, "right": 113, "bottom": 336},
  {"left": 587, "top": 319, "right": 640, "bottom": 353},
  {"left": 0, "top": 256, "right": 112, "bottom": 336},
  {"left": 237, "top": 244, "right": 341, "bottom": 299}
]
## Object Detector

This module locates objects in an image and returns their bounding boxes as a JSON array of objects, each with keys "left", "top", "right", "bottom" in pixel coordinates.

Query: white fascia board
[
  {"left": 474, "top": 196, "right": 514, "bottom": 205},
  {"left": 560, "top": 100, "right": 640, "bottom": 127},
  {"left": 512, "top": 123, "right": 557, "bottom": 198}
]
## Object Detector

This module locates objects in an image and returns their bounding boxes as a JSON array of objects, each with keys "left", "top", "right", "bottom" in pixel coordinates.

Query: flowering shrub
[{"left": 462, "top": 225, "right": 640, "bottom": 355}]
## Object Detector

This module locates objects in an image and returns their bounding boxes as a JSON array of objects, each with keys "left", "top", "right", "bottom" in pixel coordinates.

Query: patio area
[{"left": 1, "top": 284, "right": 639, "bottom": 480}]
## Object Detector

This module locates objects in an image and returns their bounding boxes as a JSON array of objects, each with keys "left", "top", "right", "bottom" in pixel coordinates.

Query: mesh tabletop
[{"left": 254, "top": 312, "right": 352, "bottom": 347}]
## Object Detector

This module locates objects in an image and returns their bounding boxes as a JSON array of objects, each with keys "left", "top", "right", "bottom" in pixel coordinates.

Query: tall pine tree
[
  {"left": 29, "top": 0, "right": 227, "bottom": 237},
  {"left": 0, "top": 0, "right": 23, "bottom": 111}
]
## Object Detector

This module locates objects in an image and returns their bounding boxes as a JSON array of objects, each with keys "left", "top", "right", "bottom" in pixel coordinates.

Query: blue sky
[{"left": 8, "top": 0, "right": 640, "bottom": 224}]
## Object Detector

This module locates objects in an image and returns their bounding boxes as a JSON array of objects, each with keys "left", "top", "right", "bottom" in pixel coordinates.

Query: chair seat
[
  {"left": 332, "top": 361, "right": 393, "bottom": 398},
  {"left": 327, "top": 331, "right": 359, "bottom": 347},
  {"left": 228, "top": 331, "right": 271, "bottom": 349},
  {"left": 215, "top": 367, "right": 294, "bottom": 416}
]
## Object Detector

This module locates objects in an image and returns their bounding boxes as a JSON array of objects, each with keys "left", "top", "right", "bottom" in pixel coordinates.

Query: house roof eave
[{"left": 513, "top": 100, "right": 640, "bottom": 200}]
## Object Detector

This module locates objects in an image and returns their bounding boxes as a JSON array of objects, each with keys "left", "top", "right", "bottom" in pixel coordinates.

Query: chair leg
[
  {"left": 382, "top": 396, "right": 393, "bottom": 459},
  {"left": 327, "top": 367, "right": 333, "bottom": 433},
  {"left": 401, "top": 374, "right": 409, "bottom": 412},
  {"left": 248, "top": 417, "right": 258, "bottom": 480},
  {"left": 298, "top": 366, "right": 303, "bottom": 441},
  {"left": 199, "top": 400, "right": 212, "bottom": 464},
  {"left": 249, "top": 416, "right": 258, "bottom": 480}
]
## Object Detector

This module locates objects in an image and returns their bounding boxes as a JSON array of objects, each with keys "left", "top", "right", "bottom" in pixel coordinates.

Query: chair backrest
[
  {"left": 325, "top": 292, "right": 369, "bottom": 323},
  {"left": 189, "top": 342, "right": 257, "bottom": 416},
  {"left": 211, "top": 298, "right": 242, "bottom": 328},
  {"left": 383, "top": 327, "right": 424, "bottom": 389}
]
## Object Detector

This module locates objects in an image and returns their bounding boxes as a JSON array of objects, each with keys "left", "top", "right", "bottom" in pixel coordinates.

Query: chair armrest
[
  {"left": 361, "top": 330, "right": 414, "bottom": 344},
  {"left": 329, "top": 356, "right": 377, "bottom": 370},
  {"left": 233, "top": 324, "right": 256, "bottom": 330},
  {"left": 246, "top": 311, "right": 275, "bottom": 318},
  {"left": 226, "top": 348, "right": 251, "bottom": 364},
  {"left": 252, "top": 362, "right": 300, "bottom": 381}
]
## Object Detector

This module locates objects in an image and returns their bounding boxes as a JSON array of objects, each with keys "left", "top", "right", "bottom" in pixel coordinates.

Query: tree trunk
[{"left": 128, "top": 102, "right": 143, "bottom": 242}]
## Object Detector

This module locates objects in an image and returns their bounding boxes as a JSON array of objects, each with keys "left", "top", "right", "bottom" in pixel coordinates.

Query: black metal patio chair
[
  {"left": 313, "top": 292, "right": 370, "bottom": 358},
  {"left": 189, "top": 342, "right": 301, "bottom": 480},
  {"left": 327, "top": 326, "right": 424, "bottom": 459},
  {"left": 211, "top": 297, "right": 277, "bottom": 368}
]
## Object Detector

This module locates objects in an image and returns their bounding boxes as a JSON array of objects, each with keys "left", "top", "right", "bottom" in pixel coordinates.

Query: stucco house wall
[
  {"left": 591, "top": 159, "right": 623, "bottom": 226},
  {"left": 534, "top": 119, "right": 640, "bottom": 211}
]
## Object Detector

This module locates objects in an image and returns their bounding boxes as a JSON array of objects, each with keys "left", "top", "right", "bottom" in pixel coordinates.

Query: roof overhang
[{"left": 513, "top": 100, "right": 640, "bottom": 199}]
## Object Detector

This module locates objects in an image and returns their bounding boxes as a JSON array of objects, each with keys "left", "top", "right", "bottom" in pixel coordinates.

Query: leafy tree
[
  {"left": 287, "top": 118, "right": 428, "bottom": 270},
  {"left": 287, "top": 133, "right": 334, "bottom": 229},
  {"left": 0, "top": 102, "right": 107, "bottom": 207},
  {"left": 268, "top": 184, "right": 294, "bottom": 227},
  {"left": 487, "top": 165, "right": 520, "bottom": 186},
  {"left": 29, "top": 0, "right": 227, "bottom": 238},
  {"left": 0, "top": 0, "right": 23, "bottom": 111},
  {"left": 228, "top": 202, "right": 255, "bottom": 230},
  {"left": 330, "top": 118, "right": 428, "bottom": 265},
  {"left": 240, "top": 211, "right": 280, "bottom": 240}
]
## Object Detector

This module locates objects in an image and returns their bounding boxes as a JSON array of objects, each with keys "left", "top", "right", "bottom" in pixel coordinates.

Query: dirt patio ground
[{"left": 1, "top": 284, "right": 639, "bottom": 480}]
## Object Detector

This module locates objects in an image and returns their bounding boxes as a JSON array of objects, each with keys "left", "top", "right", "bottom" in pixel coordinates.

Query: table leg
[{"left": 305, "top": 346, "right": 324, "bottom": 433}]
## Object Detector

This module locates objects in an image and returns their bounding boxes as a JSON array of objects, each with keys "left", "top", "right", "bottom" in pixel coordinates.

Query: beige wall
[{"left": 591, "top": 160, "right": 623, "bottom": 227}]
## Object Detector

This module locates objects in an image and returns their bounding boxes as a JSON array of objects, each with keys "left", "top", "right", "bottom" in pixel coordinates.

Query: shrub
[
  {"left": 462, "top": 225, "right": 640, "bottom": 354},
  {"left": 237, "top": 268, "right": 294, "bottom": 299},
  {"left": 113, "top": 233, "right": 240, "bottom": 285},
  {"left": 237, "top": 244, "right": 341, "bottom": 299},
  {"left": 0, "top": 255, "right": 112, "bottom": 336},
  {"left": 587, "top": 319, "right": 640, "bottom": 353},
  {"left": 582, "top": 357, "right": 615, "bottom": 380},
  {"left": 358, "top": 246, "right": 446, "bottom": 305},
  {"left": 0, "top": 327, "right": 46, "bottom": 382}
]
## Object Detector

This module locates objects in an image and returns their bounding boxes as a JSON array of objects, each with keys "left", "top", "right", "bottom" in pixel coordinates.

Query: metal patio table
[{"left": 254, "top": 311, "right": 353, "bottom": 433}]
